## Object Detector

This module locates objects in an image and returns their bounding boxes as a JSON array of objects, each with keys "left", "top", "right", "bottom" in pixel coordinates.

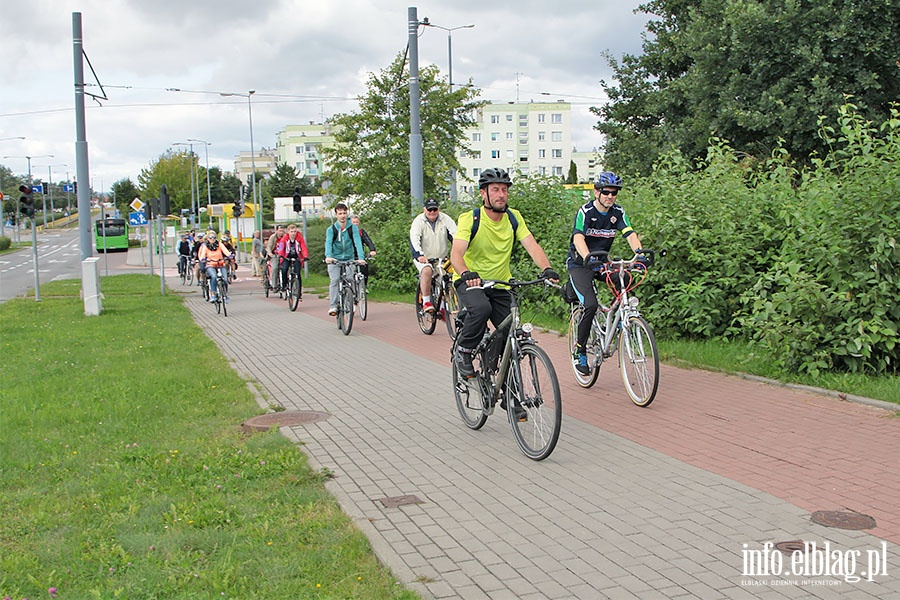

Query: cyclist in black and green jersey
[
  {"left": 566, "top": 171, "right": 652, "bottom": 375},
  {"left": 450, "top": 168, "right": 559, "bottom": 378}
]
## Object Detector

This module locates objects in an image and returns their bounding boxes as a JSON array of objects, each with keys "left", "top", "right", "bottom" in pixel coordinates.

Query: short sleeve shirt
[{"left": 454, "top": 208, "right": 531, "bottom": 282}]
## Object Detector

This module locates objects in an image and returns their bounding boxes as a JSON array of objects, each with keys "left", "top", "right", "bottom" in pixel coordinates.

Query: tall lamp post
[
  {"left": 44, "top": 164, "right": 68, "bottom": 223},
  {"left": 173, "top": 142, "right": 196, "bottom": 228},
  {"left": 220, "top": 91, "right": 259, "bottom": 241},
  {"left": 422, "top": 19, "right": 474, "bottom": 204},
  {"left": 187, "top": 138, "right": 212, "bottom": 224}
]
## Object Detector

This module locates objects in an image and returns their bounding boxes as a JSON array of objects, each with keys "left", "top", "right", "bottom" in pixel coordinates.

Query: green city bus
[{"left": 95, "top": 218, "right": 129, "bottom": 252}]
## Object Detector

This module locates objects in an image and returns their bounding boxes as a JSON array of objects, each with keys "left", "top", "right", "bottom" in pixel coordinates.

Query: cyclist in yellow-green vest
[{"left": 450, "top": 168, "right": 559, "bottom": 378}]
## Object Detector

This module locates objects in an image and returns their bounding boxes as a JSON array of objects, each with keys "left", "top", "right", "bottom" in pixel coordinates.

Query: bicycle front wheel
[
  {"left": 506, "top": 344, "right": 562, "bottom": 461},
  {"left": 220, "top": 280, "right": 229, "bottom": 317},
  {"left": 340, "top": 284, "right": 354, "bottom": 335},
  {"left": 443, "top": 282, "right": 460, "bottom": 340},
  {"left": 289, "top": 276, "right": 301, "bottom": 311},
  {"left": 415, "top": 286, "right": 436, "bottom": 335},
  {"left": 358, "top": 279, "right": 368, "bottom": 320},
  {"left": 619, "top": 316, "right": 659, "bottom": 407},
  {"left": 567, "top": 305, "right": 600, "bottom": 388},
  {"left": 185, "top": 266, "right": 193, "bottom": 286}
]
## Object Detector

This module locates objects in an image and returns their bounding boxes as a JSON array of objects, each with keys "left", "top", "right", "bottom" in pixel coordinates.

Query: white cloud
[{"left": 0, "top": 0, "right": 651, "bottom": 187}]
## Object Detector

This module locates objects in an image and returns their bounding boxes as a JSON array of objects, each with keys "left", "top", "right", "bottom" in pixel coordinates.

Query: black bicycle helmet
[{"left": 478, "top": 168, "right": 512, "bottom": 189}]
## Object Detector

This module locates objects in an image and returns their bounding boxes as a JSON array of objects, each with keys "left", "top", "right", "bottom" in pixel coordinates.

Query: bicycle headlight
[
  {"left": 628, "top": 297, "right": 640, "bottom": 309},
  {"left": 521, "top": 322, "right": 534, "bottom": 334}
]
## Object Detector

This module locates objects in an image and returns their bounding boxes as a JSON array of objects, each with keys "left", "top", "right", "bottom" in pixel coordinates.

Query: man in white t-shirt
[{"left": 409, "top": 198, "right": 457, "bottom": 313}]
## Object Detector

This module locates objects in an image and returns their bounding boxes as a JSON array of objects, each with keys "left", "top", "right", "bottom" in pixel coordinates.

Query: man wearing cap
[{"left": 410, "top": 198, "right": 457, "bottom": 313}]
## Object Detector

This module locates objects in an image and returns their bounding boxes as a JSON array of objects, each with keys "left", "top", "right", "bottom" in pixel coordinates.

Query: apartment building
[
  {"left": 456, "top": 100, "right": 574, "bottom": 196},
  {"left": 233, "top": 147, "right": 277, "bottom": 186},
  {"left": 275, "top": 123, "right": 337, "bottom": 180},
  {"left": 571, "top": 149, "right": 602, "bottom": 184}
]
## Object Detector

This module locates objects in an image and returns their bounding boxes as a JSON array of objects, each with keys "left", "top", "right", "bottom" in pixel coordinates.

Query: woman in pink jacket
[{"left": 276, "top": 223, "right": 309, "bottom": 298}]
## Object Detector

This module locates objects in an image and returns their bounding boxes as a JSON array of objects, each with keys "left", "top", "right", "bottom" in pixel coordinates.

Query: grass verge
[{"left": 0, "top": 275, "right": 419, "bottom": 600}]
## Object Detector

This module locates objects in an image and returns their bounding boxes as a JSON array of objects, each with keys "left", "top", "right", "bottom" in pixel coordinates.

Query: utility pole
[{"left": 408, "top": 7, "right": 424, "bottom": 211}]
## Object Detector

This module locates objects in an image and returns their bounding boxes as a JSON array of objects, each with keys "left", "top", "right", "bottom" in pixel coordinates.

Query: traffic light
[
  {"left": 18, "top": 185, "right": 34, "bottom": 217},
  {"left": 233, "top": 202, "right": 243, "bottom": 218},
  {"left": 160, "top": 184, "right": 171, "bottom": 215},
  {"left": 292, "top": 186, "right": 302, "bottom": 212}
]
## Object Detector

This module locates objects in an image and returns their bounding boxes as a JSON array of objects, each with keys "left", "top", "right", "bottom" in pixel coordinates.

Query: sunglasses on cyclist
[
  {"left": 426, "top": 207, "right": 439, "bottom": 212},
  {"left": 598, "top": 189, "right": 619, "bottom": 196}
]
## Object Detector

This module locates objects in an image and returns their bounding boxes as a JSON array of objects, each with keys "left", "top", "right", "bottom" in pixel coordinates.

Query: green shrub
[{"left": 0, "top": 236, "right": 10, "bottom": 251}]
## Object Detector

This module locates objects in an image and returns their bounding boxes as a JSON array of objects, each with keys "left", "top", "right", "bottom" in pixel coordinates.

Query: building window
[
  {"left": 491, "top": 133, "right": 499, "bottom": 141},
  {"left": 506, "top": 132, "right": 514, "bottom": 140},
  {"left": 552, "top": 166, "right": 563, "bottom": 176},
  {"left": 538, "top": 113, "right": 545, "bottom": 123},
  {"left": 472, "top": 133, "right": 481, "bottom": 142},
  {"left": 491, "top": 150, "right": 500, "bottom": 159},
  {"left": 490, "top": 115, "right": 500, "bottom": 123},
  {"left": 505, "top": 150, "right": 514, "bottom": 158},
  {"left": 538, "top": 149, "right": 546, "bottom": 158},
  {"left": 506, "top": 114, "right": 513, "bottom": 121},
  {"left": 295, "top": 146, "right": 303, "bottom": 153},
  {"left": 551, "top": 131, "right": 563, "bottom": 142},
  {"left": 552, "top": 149, "right": 563, "bottom": 158},
  {"left": 538, "top": 131, "right": 545, "bottom": 141},
  {"left": 552, "top": 113, "right": 563, "bottom": 123},
  {"left": 473, "top": 168, "right": 481, "bottom": 177},
  {"left": 519, "top": 151, "right": 528, "bottom": 162},
  {"left": 471, "top": 150, "right": 482, "bottom": 159}
]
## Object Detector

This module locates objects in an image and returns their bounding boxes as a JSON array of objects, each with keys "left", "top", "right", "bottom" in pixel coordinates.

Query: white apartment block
[
  {"left": 572, "top": 149, "right": 603, "bottom": 184},
  {"left": 275, "top": 123, "right": 337, "bottom": 180},
  {"left": 233, "top": 147, "right": 277, "bottom": 186},
  {"left": 456, "top": 101, "right": 574, "bottom": 196}
]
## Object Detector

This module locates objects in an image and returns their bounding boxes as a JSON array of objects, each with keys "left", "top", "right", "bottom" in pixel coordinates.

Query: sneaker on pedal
[
  {"left": 575, "top": 354, "right": 591, "bottom": 375},
  {"left": 422, "top": 301, "right": 434, "bottom": 313},
  {"left": 328, "top": 307, "right": 338, "bottom": 316},
  {"left": 455, "top": 347, "right": 476, "bottom": 377},
  {"left": 224, "top": 297, "right": 229, "bottom": 305},
  {"left": 209, "top": 294, "right": 217, "bottom": 303}
]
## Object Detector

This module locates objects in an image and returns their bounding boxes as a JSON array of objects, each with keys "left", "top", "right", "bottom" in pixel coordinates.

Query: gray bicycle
[{"left": 451, "top": 276, "right": 562, "bottom": 461}]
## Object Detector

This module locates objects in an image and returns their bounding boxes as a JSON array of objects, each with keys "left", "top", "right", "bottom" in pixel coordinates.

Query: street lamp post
[
  {"left": 173, "top": 142, "right": 196, "bottom": 228},
  {"left": 220, "top": 90, "right": 259, "bottom": 244},
  {"left": 422, "top": 19, "right": 474, "bottom": 204},
  {"left": 187, "top": 138, "right": 212, "bottom": 224}
]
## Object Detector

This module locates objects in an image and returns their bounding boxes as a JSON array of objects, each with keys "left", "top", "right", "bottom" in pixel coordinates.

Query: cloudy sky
[{"left": 1, "top": 0, "right": 653, "bottom": 191}]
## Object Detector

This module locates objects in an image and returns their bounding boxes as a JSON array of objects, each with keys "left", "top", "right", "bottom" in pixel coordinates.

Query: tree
[
  {"left": 137, "top": 151, "right": 197, "bottom": 213},
  {"left": 263, "top": 161, "right": 316, "bottom": 199},
  {"left": 566, "top": 160, "right": 578, "bottom": 184},
  {"left": 110, "top": 178, "right": 140, "bottom": 216},
  {"left": 594, "top": 0, "right": 900, "bottom": 175},
  {"left": 322, "top": 51, "right": 483, "bottom": 212}
]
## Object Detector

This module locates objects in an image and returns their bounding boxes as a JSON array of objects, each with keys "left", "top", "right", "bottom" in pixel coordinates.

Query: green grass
[{"left": 0, "top": 275, "right": 419, "bottom": 600}]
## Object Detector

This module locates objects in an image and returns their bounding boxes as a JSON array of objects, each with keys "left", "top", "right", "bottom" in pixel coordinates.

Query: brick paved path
[{"left": 183, "top": 271, "right": 899, "bottom": 600}]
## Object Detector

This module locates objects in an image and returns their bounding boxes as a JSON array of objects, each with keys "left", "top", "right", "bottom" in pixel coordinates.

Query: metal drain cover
[
  {"left": 242, "top": 410, "right": 330, "bottom": 432},
  {"left": 811, "top": 510, "right": 876, "bottom": 530},
  {"left": 378, "top": 495, "right": 424, "bottom": 508},
  {"left": 774, "top": 540, "right": 807, "bottom": 555}
]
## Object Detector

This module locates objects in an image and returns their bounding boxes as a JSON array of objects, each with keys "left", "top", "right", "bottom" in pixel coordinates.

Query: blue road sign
[
  {"left": 63, "top": 184, "right": 75, "bottom": 193},
  {"left": 32, "top": 183, "right": 44, "bottom": 193},
  {"left": 129, "top": 211, "right": 148, "bottom": 226}
]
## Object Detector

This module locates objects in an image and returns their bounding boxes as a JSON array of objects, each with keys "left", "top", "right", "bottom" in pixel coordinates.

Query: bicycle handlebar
[{"left": 465, "top": 276, "right": 560, "bottom": 291}]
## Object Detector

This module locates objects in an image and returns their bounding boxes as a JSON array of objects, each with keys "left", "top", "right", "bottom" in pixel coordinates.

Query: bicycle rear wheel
[
  {"left": 340, "top": 284, "right": 354, "bottom": 335},
  {"left": 264, "top": 263, "right": 271, "bottom": 297},
  {"left": 619, "top": 316, "right": 659, "bottom": 407},
  {"left": 567, "top": 305, "right": 600, "bottom": 388},
  {"left": 443, "top": 281, "right": 460, "bottom": 340},
  {"left": 415, "top": 286, "right": 437, "bottom": 335},
  {"left": 358, "top": 278, "right": 368, "bottom": 320},
  {"left": 506, "top": 343, "right": 562, "bottom": 461},
  {"left": 289, "top": 276, "right": 301, "bottom": 311}
]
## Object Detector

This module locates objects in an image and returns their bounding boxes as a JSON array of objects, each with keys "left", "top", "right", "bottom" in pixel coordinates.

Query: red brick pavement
[{"left": 258, "top": 283, "right": 900, "bottom": 545}]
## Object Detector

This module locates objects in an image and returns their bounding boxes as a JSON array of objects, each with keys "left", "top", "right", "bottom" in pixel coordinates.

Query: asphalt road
[{"left": 0, "top": 227, "right": 127, "bottom": 302}]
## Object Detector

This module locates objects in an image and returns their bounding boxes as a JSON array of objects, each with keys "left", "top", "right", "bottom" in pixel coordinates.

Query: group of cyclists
[
  {"left": 408, "top": 168, "right": 651, "bottom": 381},
  {"left": 178, "top": 228, "right": 239, "bottom": 303},
  {"left": 182, "top": 167, "right": 651, "bottom": 383}
]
